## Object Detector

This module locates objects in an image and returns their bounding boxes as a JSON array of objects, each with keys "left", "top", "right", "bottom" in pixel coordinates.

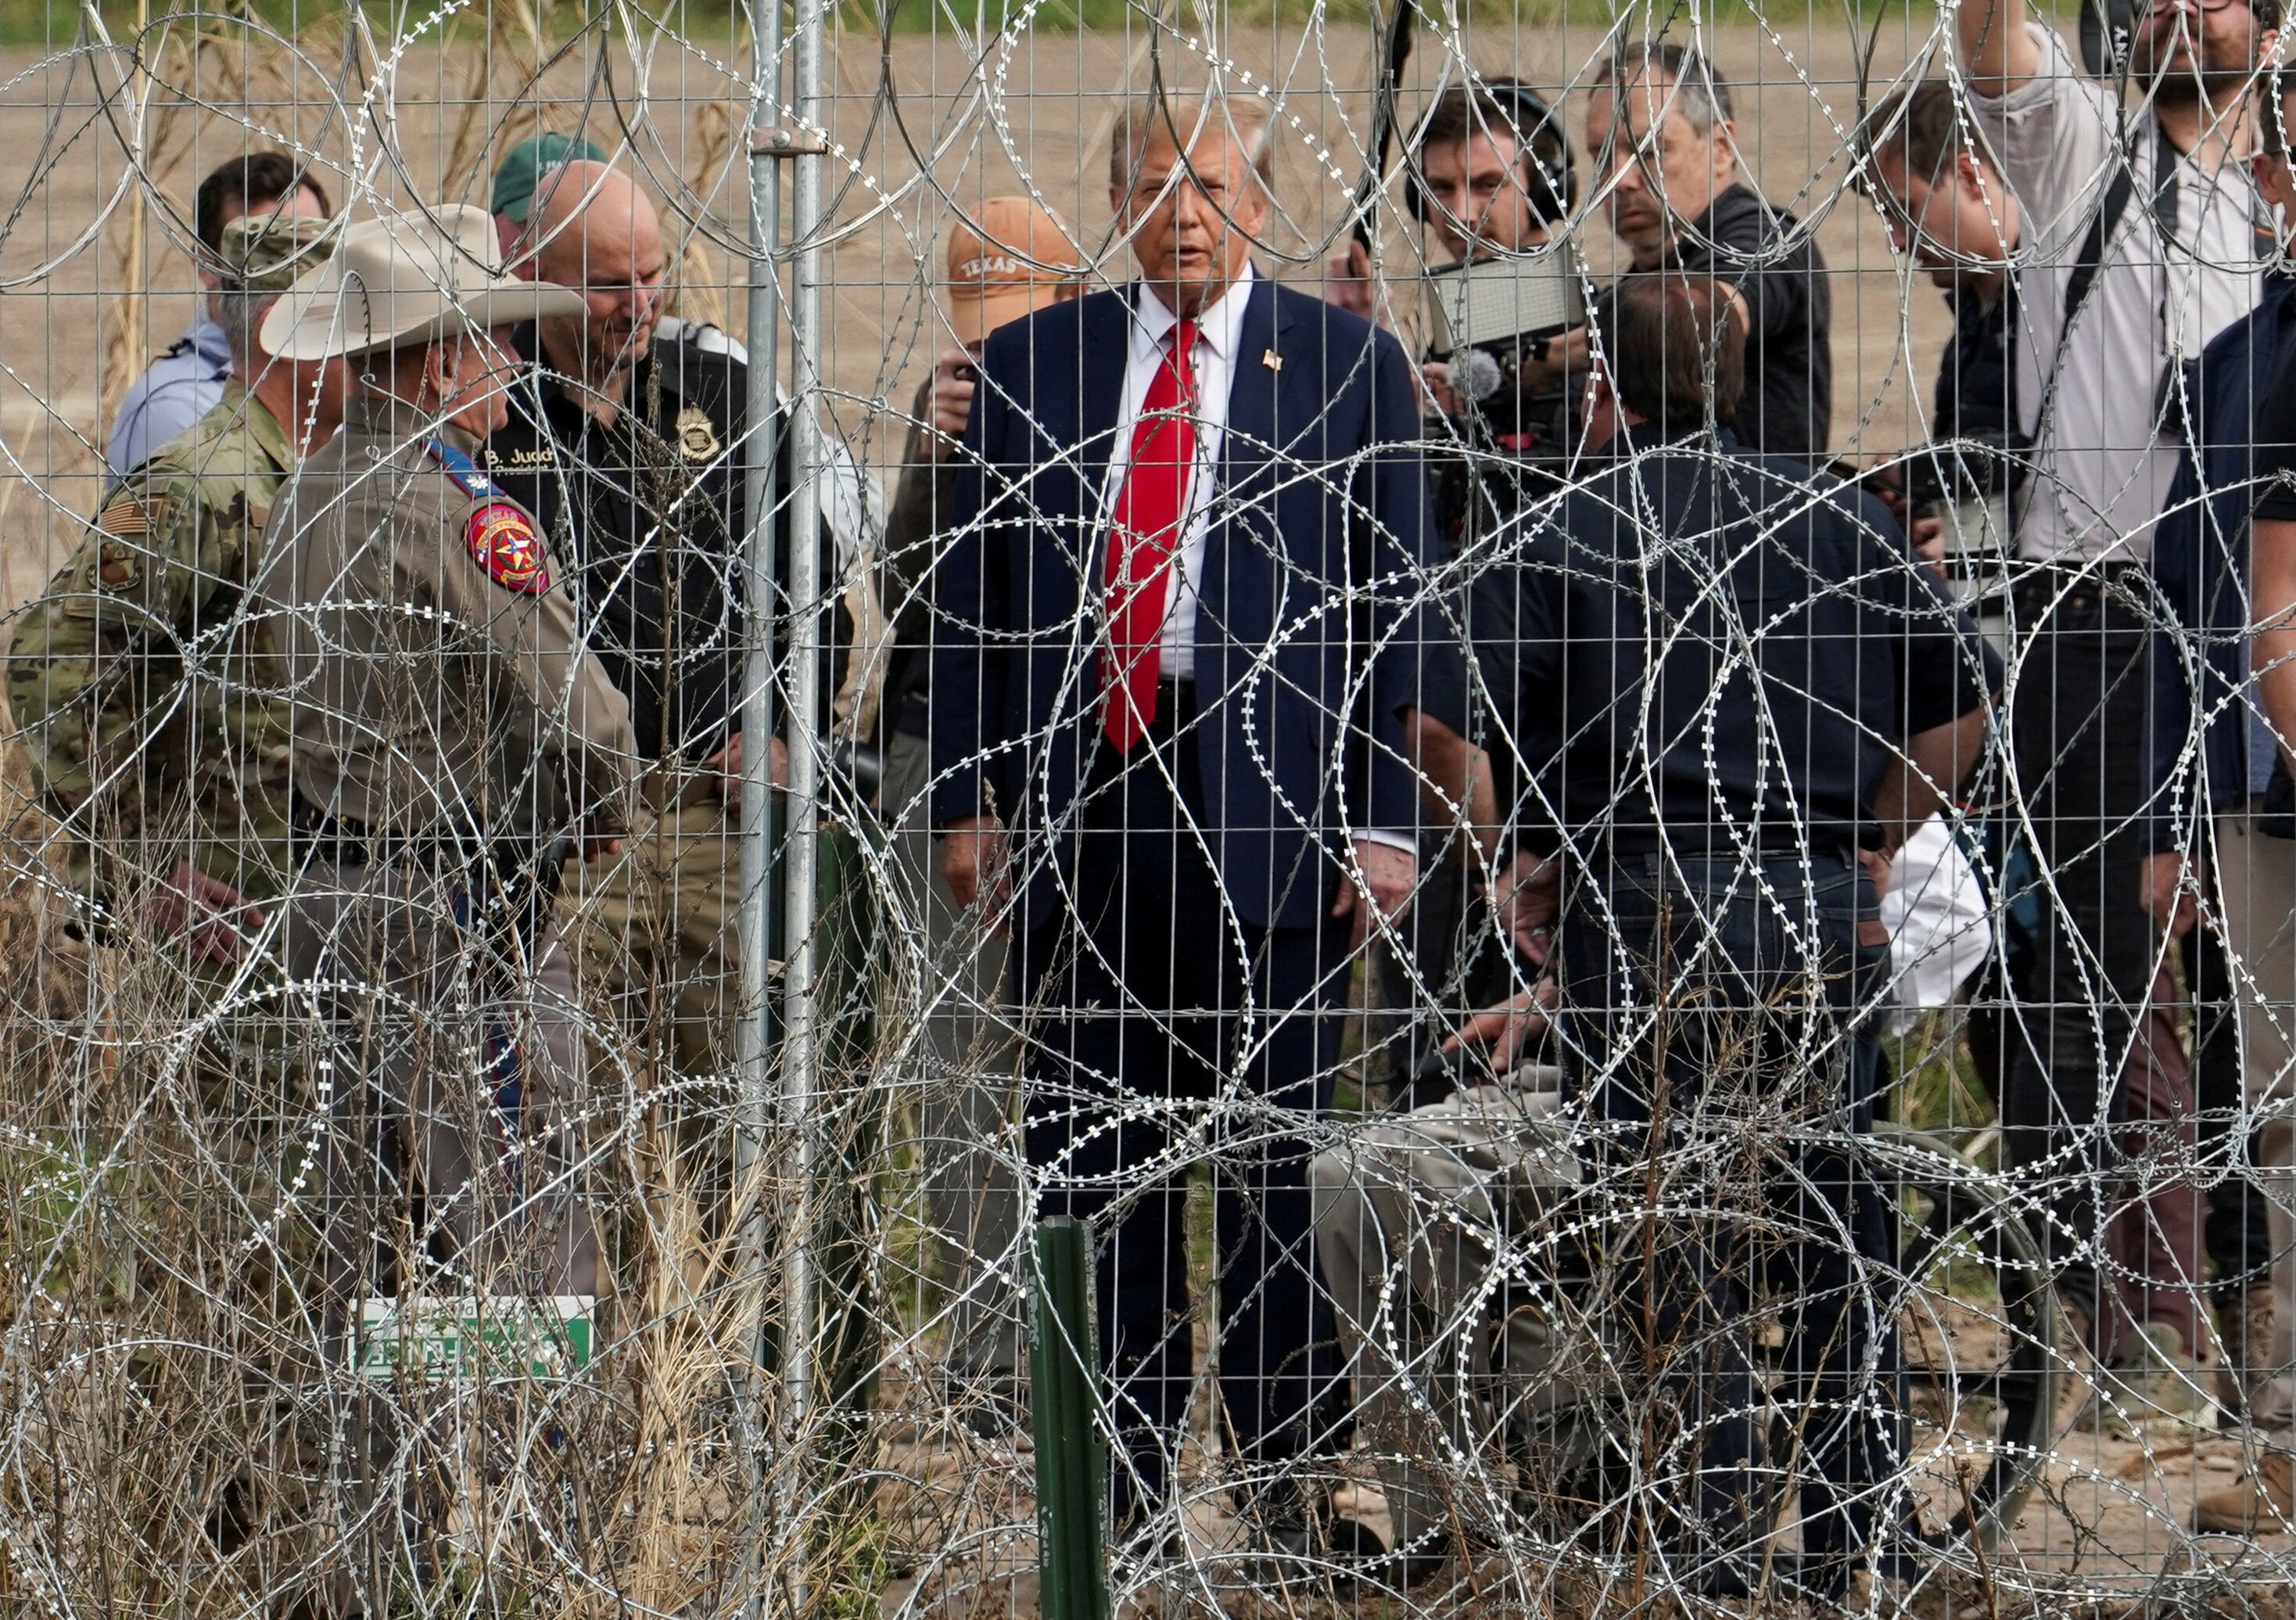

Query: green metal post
[{"left": 1031, "top": 1216, "right": 1110, "bottom": 1620}]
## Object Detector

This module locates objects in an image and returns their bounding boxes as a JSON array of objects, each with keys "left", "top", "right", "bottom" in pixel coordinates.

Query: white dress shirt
[{"left": 1972, "top": 23, "right": 2265, "bottom": 565}]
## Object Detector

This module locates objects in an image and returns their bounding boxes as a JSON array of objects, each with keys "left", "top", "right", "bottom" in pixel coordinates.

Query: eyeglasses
[{"left": 2139, "top": 0, "right": 2248, "bottom": 16}]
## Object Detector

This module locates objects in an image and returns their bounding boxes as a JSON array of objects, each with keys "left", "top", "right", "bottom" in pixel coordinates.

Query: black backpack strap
[
  {"left": 2144, "top": 119, "right": 2183, "bottom": 264},
  {"left": 2057, "top": 147, "right": 2136, "bottom": 354},
  {"left": 2046, "top": 120, "right": 2180, "bottom": 402}
]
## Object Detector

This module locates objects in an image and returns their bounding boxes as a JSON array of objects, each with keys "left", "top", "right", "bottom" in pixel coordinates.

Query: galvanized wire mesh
[{"left": 0, "top": 2, "right": 2291, "bottom": 1617}]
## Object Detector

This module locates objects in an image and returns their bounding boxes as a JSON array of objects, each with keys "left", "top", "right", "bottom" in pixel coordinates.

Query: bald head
[{"left": 527, "top": 160, "right": 669, "bottom": 393}]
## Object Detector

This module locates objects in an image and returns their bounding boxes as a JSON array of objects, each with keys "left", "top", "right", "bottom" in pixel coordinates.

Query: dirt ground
[{"left": 868, "top": 1363, "right": 2296, "bottom": 1620}]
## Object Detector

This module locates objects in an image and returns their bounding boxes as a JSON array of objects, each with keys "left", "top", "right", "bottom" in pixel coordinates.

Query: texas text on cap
[
  {"left": 945, "top": 196, "right": 1085, "bottom": 347},
  {"left": 491, "top": 132, "right": 608, "bottom": 224}
]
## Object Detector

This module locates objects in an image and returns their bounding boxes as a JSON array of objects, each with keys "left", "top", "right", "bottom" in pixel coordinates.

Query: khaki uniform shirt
[
  {"left": 253, "top": 393, "right": 636, "bottom": 845},
  {"left": 7, "top": 380, "right": 302, "bottom": 900}
]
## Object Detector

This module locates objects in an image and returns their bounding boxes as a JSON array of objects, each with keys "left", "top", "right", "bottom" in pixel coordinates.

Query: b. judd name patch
[{"left": 465, "top": 503, "right": 551, "bottom": 594}]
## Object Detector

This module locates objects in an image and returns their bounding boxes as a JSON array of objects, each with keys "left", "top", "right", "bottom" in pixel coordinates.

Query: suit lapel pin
[{"left": 1262, "top": 348, "right": 1283, "bottom": 372}]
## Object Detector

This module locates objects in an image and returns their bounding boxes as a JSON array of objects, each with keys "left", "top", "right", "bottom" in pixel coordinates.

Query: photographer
[
  {"left": 1587, "top": 43, "right": 1833, "bottom": 457},
  {"left": 1950, "top": 0, "right": 2276, "bottom": 1426},
  {"left": 1328, "top": 82, "right": 1586, "bottom": 515},
  {"left": 1864, "top": 78, "right": 2025, "bottom": 597}
]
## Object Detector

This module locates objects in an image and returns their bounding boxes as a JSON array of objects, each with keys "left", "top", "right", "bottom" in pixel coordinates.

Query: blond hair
[{"left": 1107, "top": 92, "right": 1278, "bottom": 194}]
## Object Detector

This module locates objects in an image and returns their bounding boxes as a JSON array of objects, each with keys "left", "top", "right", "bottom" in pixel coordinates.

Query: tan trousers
[
  {"left": 881, "top": 727, "right": 1022, "bottom": 1385},
  {"left": 562, "top": 797, "right": 744, "bottom": 1087},
  {"left": 279, "top": 857, "right": 600, "bottom": 1304},
  {"left": 278, "top": 856, "right": 599, "bottom": 1615},
  {"left": 558, "top": 788, "right": 886, "bottom": 1514},
  {"left": 1308, "top": 1076, "right": 1598, "bottom": 1557}
]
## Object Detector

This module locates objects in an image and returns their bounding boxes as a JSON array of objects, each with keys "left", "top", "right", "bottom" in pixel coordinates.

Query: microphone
[{"left": 1455, "top": 347, "right": 1505, "bottom": 404}]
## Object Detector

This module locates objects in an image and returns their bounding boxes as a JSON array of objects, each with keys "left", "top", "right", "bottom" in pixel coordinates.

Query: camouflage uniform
[{"left": 8, "top": 216, "right": 332, "bottom": 946}]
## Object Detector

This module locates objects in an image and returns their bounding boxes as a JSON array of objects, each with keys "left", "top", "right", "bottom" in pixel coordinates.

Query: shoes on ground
[
  {"left": 2212, "top": 1286, "right": 2274, "bottom": 1418},
  {"left": 1243, "top": 1492, "right": 1394, "bottom": 1593},
  {"left": 2077, "top": 1323, "right": 2212, "bottom": 1437},
  {"left": 2193, "top": 1450, "right": 2296, "bottom": 1535},
  {"left": 1281, "top": 1516, "right": 1454, "bottom": 1592}
]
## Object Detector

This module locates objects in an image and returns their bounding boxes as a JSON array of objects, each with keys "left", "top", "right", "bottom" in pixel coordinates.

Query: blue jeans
[{"left": 1559, "top": 852, "right": 1903, "bottom": 1597}]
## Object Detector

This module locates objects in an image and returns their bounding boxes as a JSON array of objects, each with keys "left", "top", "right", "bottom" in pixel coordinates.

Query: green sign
[{"left": 357, "top": 1295, "right": 596, "bottom": 1383}]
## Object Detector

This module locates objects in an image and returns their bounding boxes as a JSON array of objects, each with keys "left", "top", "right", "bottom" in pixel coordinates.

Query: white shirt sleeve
[
  {"left": 1967, "top": 22, "right": 2122, "bottom": 259},
  {"left": 1881, "top": 817, "right": 1994, "bottom": 1034}
]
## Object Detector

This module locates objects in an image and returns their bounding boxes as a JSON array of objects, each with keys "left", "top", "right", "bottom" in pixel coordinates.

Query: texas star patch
[{"left": 465, "top": 503, "right": 551, "bottom": 594}]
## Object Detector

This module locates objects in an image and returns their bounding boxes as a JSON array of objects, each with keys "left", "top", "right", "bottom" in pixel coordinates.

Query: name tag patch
[{"left": 466, "top": 503, "right": 551, "bottom": 594}]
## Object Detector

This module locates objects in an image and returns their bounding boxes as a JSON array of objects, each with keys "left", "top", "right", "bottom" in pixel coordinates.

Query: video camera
[
  {"left": 1896, "top": 428, "right": 2035, "bottom": 512},
  {"left": 1426, "top": 249, "right": 1584, "bottom": 415},
  {"left": 1422, "top": 250, "right": 1588, "bottom": 524}
]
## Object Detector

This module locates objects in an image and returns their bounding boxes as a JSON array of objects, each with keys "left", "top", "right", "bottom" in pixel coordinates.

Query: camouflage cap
[{"left": 215, "top": 213, "right": 333, "bottom": 296}]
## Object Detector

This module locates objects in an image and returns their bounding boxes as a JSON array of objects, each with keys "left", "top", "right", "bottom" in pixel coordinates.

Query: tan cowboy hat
[{"left": 260, "top": 202, "right": 587, "bottom": 361}]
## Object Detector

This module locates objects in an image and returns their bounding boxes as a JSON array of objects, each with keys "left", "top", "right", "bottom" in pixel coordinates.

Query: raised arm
[{"left": 1953, "top": 0, "right": 2043, "bottom": 101}]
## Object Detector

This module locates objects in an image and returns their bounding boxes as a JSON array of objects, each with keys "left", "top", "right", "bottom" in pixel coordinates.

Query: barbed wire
[{"left": 0, "top": 2, "right": 2290, "bottom": 1618}]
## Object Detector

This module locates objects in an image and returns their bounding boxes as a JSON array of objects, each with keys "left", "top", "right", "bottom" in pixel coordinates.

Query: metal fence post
[
  {"left": 776, "top": 0, "right": 830, "bottom": 1610},
  {"left": 737, "top": 1, "right": 787, "bottom": 1617},
  {"left": 1032, "top": 1216, "right": 1111, "bottom": 1620}
]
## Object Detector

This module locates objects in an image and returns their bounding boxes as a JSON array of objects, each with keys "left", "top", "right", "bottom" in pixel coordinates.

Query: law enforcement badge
[
  {"left": 465, "top": 503, "right": 551, "bottom": 594},
  {"left": 676, "top": 405, "right": 720, "bottom": 462}
]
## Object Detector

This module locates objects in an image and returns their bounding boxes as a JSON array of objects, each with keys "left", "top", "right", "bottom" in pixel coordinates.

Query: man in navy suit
[{"left": 930, "top": 92, "right": 1446, "bottom": 1562}]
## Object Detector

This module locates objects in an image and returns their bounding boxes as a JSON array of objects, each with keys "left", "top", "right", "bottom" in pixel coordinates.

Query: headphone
[
  {"left": 1404, "top": 79, "right": 1580, "bottom": 232},
  {"left": 2078, "top": 0, "right": 2137, "bottom": 77}
]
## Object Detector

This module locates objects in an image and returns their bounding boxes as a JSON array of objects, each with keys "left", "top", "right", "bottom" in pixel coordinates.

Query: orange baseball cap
[{"left": 945, "top": 196, "right": 1085, "bottom": 345}]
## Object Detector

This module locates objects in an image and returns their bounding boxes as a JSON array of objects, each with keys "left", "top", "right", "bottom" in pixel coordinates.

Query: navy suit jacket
[
  {"left": 929, "top": 275, "right": 1448, "bottom": 931},
  {"left": 2144, "top": 270, "right": 2296, "bottom": 852}
]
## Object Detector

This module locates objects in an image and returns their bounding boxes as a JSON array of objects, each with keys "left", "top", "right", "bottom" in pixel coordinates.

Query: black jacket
[
  {"left": 490, "top": 323, "right": 848, "bottom": 761},
  {"left": 1464, "top": 426, "right": 1998, "bottom": 864},
  {"left": 1660, "top": 185, "right": 1834, "bottom": 458}
]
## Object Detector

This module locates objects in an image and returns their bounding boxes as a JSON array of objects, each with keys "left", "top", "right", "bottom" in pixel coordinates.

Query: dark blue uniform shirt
[
  {"left": 1458, "top": 425, "right": 2000, "bottom": 863},
  {"left": 2144, "top": 268, "right": 2296, "bottom": 846}
]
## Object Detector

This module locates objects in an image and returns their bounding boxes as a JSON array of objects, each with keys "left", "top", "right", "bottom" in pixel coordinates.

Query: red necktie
[{"left": 1100, "top": 319, "right": 1199, "bottom": 752}]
